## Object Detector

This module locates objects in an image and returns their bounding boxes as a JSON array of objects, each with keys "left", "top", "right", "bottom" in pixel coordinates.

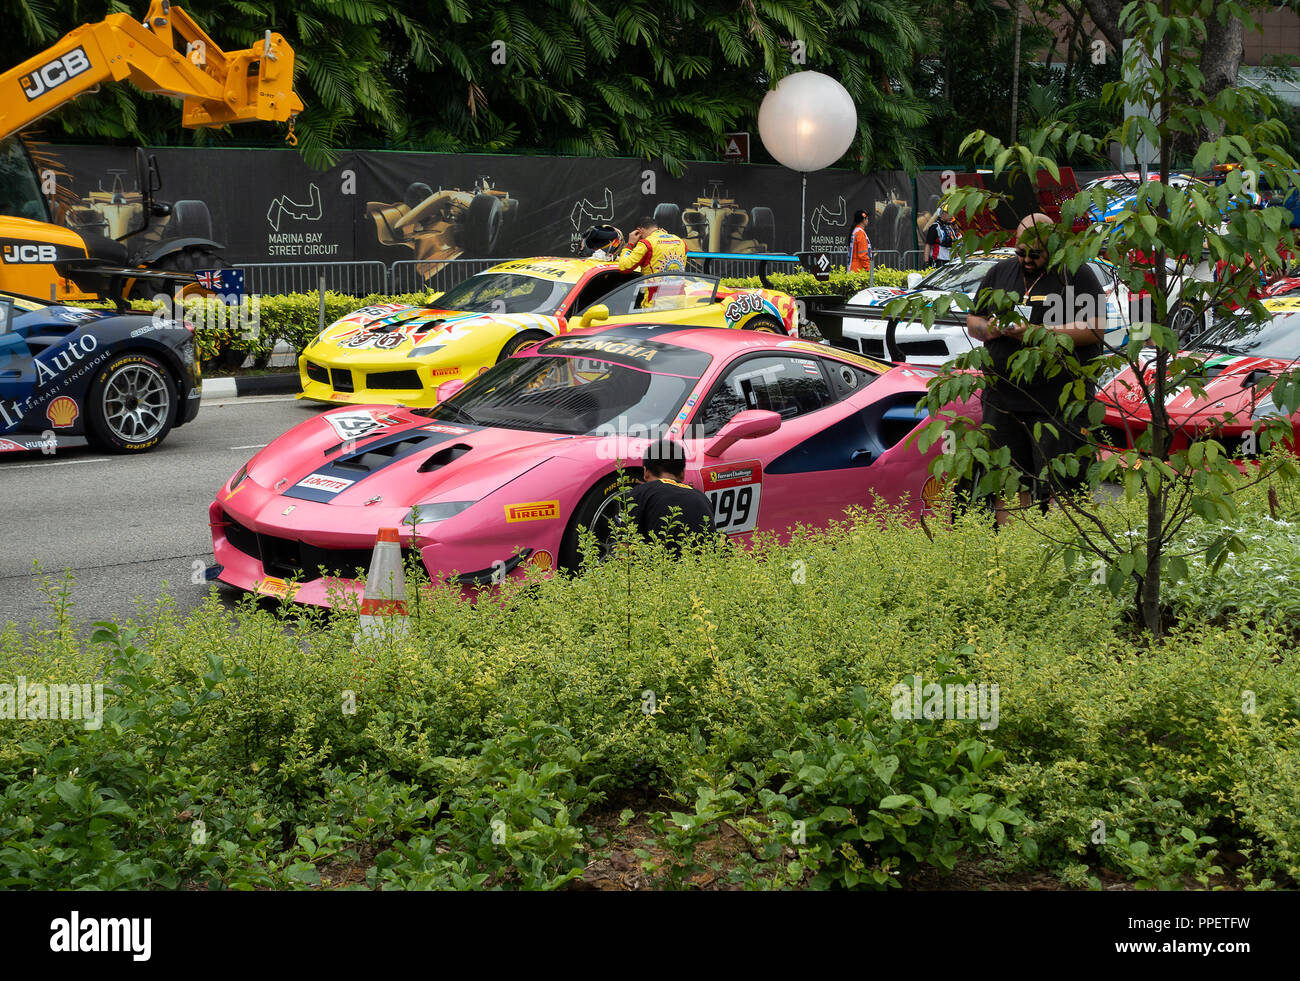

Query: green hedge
[
  {"left": 3, "top": 477, "right": 1298, "bottom": 890},
  {"left": 96, "top": 269, "right": 922, "bottom": 367}
]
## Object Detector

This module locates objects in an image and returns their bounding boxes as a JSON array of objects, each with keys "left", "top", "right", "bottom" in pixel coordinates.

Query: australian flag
[{"left": 195, "top": 268, "right": 245, "bottom": 301}]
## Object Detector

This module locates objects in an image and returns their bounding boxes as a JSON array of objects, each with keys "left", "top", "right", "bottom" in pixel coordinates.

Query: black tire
[
  {"left": 653, "top": 202, "right": 684, "bottom": 237},
  {"left": 559, "top": 472, "right": 636, "bottom": 572},
  {"left": 170, "top": 200, "right": 213, "bottom": 240},
  {"left": 496, "top": 329, "right": 551, "bottom": 363},
  {"left": 464, "top": 193, "right": 504, "bottom": 255},
  {"left": 86, "top": 352, "right": 176, "bottom": 454},
  {"left": 129, "top": 245, "right": 222, "bottom": 301},
  {"left": 742, "top": 314, "right": 784, "bottom": 333},
  {"left": 750, "top": 206, "right": 775, "bottom": 249}
]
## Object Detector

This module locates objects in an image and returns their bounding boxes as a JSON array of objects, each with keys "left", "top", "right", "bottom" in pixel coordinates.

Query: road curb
[{"left": 201, "top": 374, "right": 299, "bottom": 401}]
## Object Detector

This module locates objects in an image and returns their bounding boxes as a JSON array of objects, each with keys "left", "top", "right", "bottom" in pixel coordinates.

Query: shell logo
[
  {"left": 46, "top": 396, "right": 79, "bottom": 428},
  {"left": 921, "top": 475, "right": 945, "bottom": 510}
]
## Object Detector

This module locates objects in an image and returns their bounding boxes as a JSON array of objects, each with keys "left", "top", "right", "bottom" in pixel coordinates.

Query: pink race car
[{"left": 210, "top": 325, "right": 973, "bottom": 606}]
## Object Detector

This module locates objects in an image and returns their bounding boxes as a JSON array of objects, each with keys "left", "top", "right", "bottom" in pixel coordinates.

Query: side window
[
  {"left": 696, "top": 356, "right": 833, "bottom": 437},
  {"left": 568, "top": 271, "right": 635, "bottom": 315}
]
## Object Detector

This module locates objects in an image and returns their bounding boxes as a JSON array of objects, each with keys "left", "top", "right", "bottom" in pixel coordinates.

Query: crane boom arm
[{"left": 1, "top": 0, "right": 303, "bottom": 141}]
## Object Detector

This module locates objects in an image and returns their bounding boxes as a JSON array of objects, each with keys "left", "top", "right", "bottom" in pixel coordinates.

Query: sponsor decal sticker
[
  {"left": 46, "top": 396, "right": 78, "bottom": 428},
  {"left": 256, "top": 577, "right": 300, "bottom": 600},
  {"left": 295, "top": 473, "right": 356, "bottom": 494},
  {"left": 700, "top": 460, "right": 763, "bottom": 534},
  {"left": 505, "top": 500, "right": 561, "bottom": 522},
  {"left": 0, "top": 438, "right": 27, "bottom": 452},
  {"left": 921, "top": 475, "right": 945, "bottom": 511},
  {"left": 724, "top": 292, "right": 767, "bottom": 324},
  {"left": 428, "top": 367, "right": 461, "bottom": 378},
  {"left": 777, "top": 339, "right": 890, "bottom": 374},
  {"left": 528, "top": 549, "right": 555, "bottom": 571},
  {"left": 323, "top": 409, "right": 404, "bottom": 442},
  {"left": 547, "top": 337, "right": 657, "bottom": 362},
  {"left": 421, "top": 423, "right": 471, "bottom": 435}
]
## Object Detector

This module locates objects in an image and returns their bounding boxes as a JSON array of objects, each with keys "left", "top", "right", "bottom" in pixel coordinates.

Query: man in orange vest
[
  {"left": 848, "top": 209, "right": 872, "bottom": 272},
  {"left": 618, "top": 217, "right": 688, "bottom": 274}
]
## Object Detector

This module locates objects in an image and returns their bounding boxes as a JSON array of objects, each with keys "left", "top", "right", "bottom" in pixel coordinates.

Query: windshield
[
  {"left": 0, "top": 138, "right": 49, "bottom": 222},
  {"left": 421, "top": 353, "right": 704, "bottom": 435},
  {"left": 1190, "top": 309, "right": 1300, "bottom": 360},
  {"left": 432, "top": 272, "right": 570, "bottom": 314},
  {"left": 918, "top": 258, "right": 999, "bottom": 294}
]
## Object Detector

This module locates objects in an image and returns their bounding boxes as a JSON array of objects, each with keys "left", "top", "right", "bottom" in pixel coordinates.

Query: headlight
[
  {"left": 408, "top": 343, "right": 445, "bottom": 358},
  {"left": 402, "top": 500, "right": 477, "bottom": 526},
  {"left": 229, "top": 464, "right": 249, "bottom": 491}
]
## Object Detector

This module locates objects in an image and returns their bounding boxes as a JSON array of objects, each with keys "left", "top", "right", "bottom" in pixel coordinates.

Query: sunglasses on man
[{"left": 1014, "top": 247, "right": 1044, "bottom": 260}]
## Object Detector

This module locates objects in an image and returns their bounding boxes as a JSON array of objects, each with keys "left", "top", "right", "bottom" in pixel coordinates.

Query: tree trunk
[
  {"left": 1200, "top": 5, "right": 1244, "bottom": 102},
  {"left": 1080, "top": 0, "right": 1127, "bottom": 50}
]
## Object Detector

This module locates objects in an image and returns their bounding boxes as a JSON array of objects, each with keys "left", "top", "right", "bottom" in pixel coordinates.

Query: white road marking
[
  {"left": 5, "top": 457, "right": 112, "bottom": 470},
  {"left": 230, "top": 444, "right": 269, "bottom": 450},
  {"left": 209, "top": 396, "right": 304, "bottom": 406}
]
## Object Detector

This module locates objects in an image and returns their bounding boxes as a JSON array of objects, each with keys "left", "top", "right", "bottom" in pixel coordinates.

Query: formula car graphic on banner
[
  {"left": 0, "top": 291, "right": 200, "bottom": 455},
  {"left": 366, "top": 175, "right": 521, "bottom": 279}
]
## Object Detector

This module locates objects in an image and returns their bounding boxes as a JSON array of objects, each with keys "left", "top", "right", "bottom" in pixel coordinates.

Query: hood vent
[
  {"left": 334, "top": 434, "right": 438, "bottom": 473},
  {"left": 418, "top": 443, "right": 472, "bottom": 473}
]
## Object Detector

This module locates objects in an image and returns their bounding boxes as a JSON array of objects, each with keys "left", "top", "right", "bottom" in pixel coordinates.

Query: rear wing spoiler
[{"left": 684, "top": 251, "right": 803, "bottom": 289}]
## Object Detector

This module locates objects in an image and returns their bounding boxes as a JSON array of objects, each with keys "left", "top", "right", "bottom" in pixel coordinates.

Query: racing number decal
[
  {"left": 700, "top": 460, "right": 763, "bottom": 534},
  {"left": 724, "top": 293, "right": 765, "bottom": 324}
]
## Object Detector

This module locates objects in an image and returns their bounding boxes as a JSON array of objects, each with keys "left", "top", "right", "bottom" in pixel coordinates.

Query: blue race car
[{"left": 0, "top": 290, "right": 200, "bottom": 454}]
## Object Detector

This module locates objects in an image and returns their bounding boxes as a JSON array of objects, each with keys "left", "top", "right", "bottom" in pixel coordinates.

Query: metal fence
[
  {"left": 388, "top": 258, "right": 502, "bottom": 295},
  {"left": 241, "top": 261, "right": 389, "bottom": 296},
  {"left": 234, "top": 249, "right": 928, "bottom": 297}
]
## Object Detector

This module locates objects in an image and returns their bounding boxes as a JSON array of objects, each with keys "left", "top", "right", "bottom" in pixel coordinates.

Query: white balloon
[{"left": 758, "top": 72, "right": 858, "bottom": 173}]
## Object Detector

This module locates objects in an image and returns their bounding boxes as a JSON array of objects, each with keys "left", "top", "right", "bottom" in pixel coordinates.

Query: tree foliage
[
  {"left": 898, "top": 0, "right": 1300, "bottom": 636},
  {"left": 4, "top": 0, "right": 932, "bottom": 172}
]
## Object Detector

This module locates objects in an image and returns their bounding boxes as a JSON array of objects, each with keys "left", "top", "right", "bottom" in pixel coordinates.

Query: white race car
[{"left": 839, "top": 250, "right": 1202, "bottom": 365}]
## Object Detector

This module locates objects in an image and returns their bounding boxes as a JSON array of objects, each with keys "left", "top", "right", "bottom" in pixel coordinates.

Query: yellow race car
[{"left": 298, "top": 256, "right": 800, "bottom": 407}]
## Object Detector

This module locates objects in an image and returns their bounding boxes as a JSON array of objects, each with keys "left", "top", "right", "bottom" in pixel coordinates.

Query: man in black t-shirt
[
  {"left": 629, "top": 439, "right": 714, "bottom": 552},
  {"left": 966, "top": 213, "right": 1107, "bottom": 524}
]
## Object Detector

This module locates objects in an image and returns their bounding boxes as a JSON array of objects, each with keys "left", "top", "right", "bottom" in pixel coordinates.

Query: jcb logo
[
  {"left": 19, "top": 47, "right": 92, "bottom": 101},
  {"left": 2, "top": 244, "right": 58, "bottom": 264}
]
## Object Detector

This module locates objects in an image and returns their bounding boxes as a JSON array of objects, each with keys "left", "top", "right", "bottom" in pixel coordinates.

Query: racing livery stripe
[{"left": 282, "top": 428, "right": 471, "bottom": 502}]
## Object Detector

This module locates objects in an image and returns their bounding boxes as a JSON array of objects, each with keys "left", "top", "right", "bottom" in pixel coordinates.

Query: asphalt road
[{"left": 0, "top": 395, "right": 323, "bottom": 632}]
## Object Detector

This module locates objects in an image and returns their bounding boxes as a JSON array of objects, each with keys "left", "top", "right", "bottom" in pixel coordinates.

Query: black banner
[{"left": 30, "top": 144, "right": 946, "bottom": 271}]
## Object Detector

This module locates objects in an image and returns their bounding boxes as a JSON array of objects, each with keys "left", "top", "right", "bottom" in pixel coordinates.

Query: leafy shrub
[{"left": 4, "top": 484, "right": 1300, "bottom": 888}]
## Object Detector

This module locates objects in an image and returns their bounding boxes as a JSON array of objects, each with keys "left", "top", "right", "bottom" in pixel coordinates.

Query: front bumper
[
  {"left": 209, "top": 486, "right": 562, "bottom": 607},
  {"left": 298, "top": 351, "right": 476, "bottom": 408}
]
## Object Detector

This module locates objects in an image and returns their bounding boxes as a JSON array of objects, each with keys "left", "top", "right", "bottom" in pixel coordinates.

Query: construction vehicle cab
[{"left": 0, "top": 1, "right": 302, "bottom": 303}]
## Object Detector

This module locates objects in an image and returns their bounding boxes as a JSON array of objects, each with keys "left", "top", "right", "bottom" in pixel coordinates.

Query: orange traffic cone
[{"left": 354, "top": 527, "right": 409, "bottom": 643}]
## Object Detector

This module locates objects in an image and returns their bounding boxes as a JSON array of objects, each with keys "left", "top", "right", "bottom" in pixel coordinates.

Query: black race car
[{"left": 0, "top": 291, "right": 200, "bottom": 454}]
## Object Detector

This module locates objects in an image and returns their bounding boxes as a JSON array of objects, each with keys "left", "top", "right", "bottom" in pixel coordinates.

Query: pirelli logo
[{"left": 504, "top": 500, "right": 560, "bottom": 522}]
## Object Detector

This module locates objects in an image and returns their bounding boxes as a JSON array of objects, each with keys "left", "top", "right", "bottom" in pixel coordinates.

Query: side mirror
[
  {"left": 435, "top": 378, "right": 466, "bottom": 404},
  {"left": 704, "top": 409, "right": 781, "bottom": 458},
  {"left": 579, "top": 304, "right": 610, "bottom": 329},
  {"left": 426, "top": 291, "right": 445, "bottom": 304},
  {"left": 906, "top": 272, "right": 923, "bottom": 290}
]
